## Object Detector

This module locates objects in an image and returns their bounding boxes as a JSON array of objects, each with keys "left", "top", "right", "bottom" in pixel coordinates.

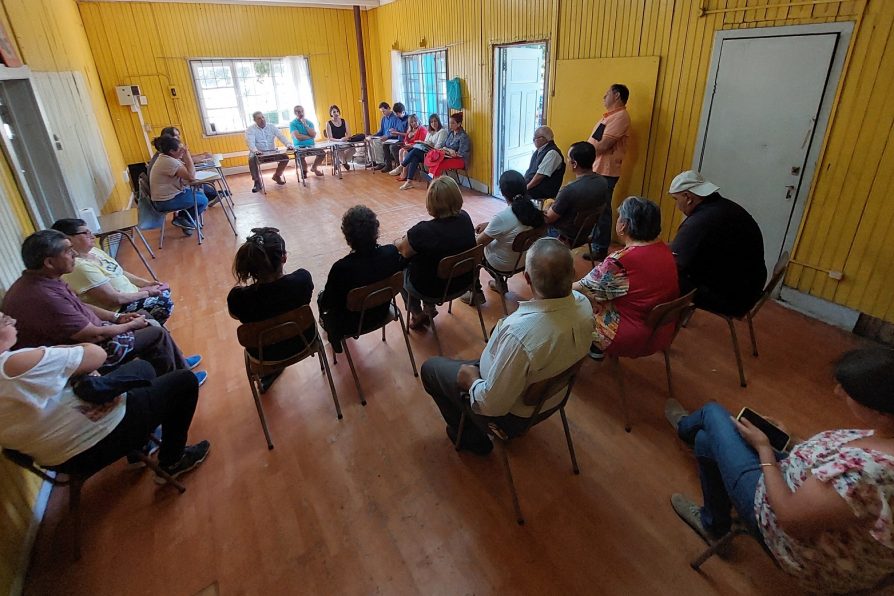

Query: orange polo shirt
[{"left": 589, "top": 106, "right": 631, "bottom": 178}]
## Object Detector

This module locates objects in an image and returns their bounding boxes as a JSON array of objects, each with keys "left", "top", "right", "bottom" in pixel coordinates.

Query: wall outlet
[
  {"left": 829, "top": 271, "right": 844, "bottom": 281},
  {"left": 139, "top": 95, "right": 148, "bottom": 106},
  {"left": 169, "top": 86, "right": 178, "bottom": 98}
]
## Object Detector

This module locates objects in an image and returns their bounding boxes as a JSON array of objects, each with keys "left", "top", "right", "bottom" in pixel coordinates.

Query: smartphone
[{"left": 736, "top": 407, "right": 790, "bottom": 452}]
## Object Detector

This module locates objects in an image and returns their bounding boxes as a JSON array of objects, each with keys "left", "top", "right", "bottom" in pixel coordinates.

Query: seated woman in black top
[
  {"left": 325, "top": 104, "right": 355, "bottom": 170},
  {"left": 227, "top": 227, "right": 313, "bottom": 391},
  {"left": 318, "top": 205, "right": 405, "bottom": 351},
  {"left": 395, "top": 176, "right": 476, "bottom": 330}
]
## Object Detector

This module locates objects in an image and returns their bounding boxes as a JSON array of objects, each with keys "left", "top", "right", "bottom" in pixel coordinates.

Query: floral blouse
[
  {"left": 577, "top": 250, "right": 629, "bottom": 350},
  {"left": 754, "top": 429, "right": 894, "bottom": 593}
]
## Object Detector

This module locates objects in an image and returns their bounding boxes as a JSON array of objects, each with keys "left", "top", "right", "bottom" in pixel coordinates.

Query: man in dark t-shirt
[
  {"left": 545, "top": 142, "right": 608, "bottom": 244},
  {"left": 669, "top": 170, "right": 767, "bottom": 317}
]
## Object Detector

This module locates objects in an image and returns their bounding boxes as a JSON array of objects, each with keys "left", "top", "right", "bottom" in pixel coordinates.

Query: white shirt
[
  {"left": 425, "top": 128, "right": 448, "bottom": 149},
  {"left": 536, "top": 146, "right": 563, "bottom": 176},
  {"left": 0, "top": 346, "right": 126, "bottom": 467},
  {"left": 483, "top": 206, "right": 532, "bottom": 272},
  {"left": 469, "top": 292, "right": 593, "bottom": 417},
  {"left": 245, "top": 123, "right": 293, "bottom": 152}
]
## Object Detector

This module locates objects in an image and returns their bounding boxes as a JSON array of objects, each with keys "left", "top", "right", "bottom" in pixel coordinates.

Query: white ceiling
[{"left": 78, "top": 0, "right": 393, "bottom": 8}]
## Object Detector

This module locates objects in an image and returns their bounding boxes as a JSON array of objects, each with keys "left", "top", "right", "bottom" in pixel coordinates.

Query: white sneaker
[
  {"left": 389, "top": 166, "right": 403, "bottom": 176},
  {"left": 400, "top": 181, "right": 414, "bottom": 190}
]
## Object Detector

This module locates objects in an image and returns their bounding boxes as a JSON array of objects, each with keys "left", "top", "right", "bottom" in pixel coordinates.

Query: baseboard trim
[{"left": 778, "top": 286, "right": 860, "bottom": 331}]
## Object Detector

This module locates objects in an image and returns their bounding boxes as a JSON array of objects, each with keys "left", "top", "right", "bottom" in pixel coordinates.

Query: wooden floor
[{"left": 25, "top": 164, "right": 867, "bottom": 595}]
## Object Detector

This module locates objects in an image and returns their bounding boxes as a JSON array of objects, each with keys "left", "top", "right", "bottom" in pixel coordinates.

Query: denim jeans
[
  {"left": 676, "top": 402, "right": 765, "bottom": 535},
  {"left": 154, "top": 188, "right": 208, "bottom": 223},
  {"left": 402, "top": 147, "right": 426, "bottom": 181},
  {"left": 591, "top": 175, "right": 619, "bottom": 254}
]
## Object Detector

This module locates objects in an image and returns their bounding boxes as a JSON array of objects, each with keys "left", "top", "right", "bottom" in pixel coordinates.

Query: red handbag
[{"left": 424, "top": 149, "right": 445, "bottom": 168}]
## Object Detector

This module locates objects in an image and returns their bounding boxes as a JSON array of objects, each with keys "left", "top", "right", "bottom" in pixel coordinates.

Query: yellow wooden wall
[
  {"left": 367, "top": 0, "right": 894, "bottom": 323},
  {"left": 78, "top": 2, "right": 371, "bottom": 168}
]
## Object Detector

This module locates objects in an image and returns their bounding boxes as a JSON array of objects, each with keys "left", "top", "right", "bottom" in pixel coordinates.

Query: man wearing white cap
[{"left": 668, "top": 170, "right": 766, "bottom": 317}]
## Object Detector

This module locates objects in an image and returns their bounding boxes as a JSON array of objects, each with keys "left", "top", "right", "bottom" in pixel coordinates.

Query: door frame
[
  {"left": 692, "top": 22, "right": 853, "bottom": 264},
  {"left": 492, "top": 40, "right": 549, "bottom": 194},
  {"left": 0, "top": 64, "right": 79, "bottom": 229}
]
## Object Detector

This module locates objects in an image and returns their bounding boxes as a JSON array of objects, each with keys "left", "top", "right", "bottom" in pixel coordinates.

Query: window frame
[
  {"left": 188, "top": 56, "right": 314, "bottom": 137},
  {"left": 399, "top": 48, "right": 449, "bottom": 126}
]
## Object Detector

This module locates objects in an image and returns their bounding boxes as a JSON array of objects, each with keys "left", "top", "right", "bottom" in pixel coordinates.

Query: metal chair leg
[
  {"left": 746, "top": 314, "right": 759, "bottom": 357},
  {"left": 454, "top": 410, "right": 466, "bottom": 451},
  {"left": 690, "top": 528, "right": 745, "bottom": 570},
  {"left": 613, "top": 357, "right": 632, "bottom": 432},
  {"left": 248, "top": 373, "right": 274, "bottom": 449},
  {"left": 382, "top": 325, "right": 386, "bottom": 342},
  {"left": 159, "top": 216, "right": 166, "bottom": 249},
  {"left": 475, "top": 301, "right": 488, "bottom": 343},
  {"left": 342, "top": 340, "right": 366, "bottom": 406},
  {"left": 559, "top": 407, "right": 580, "bottom": 474},
  {"left": 396, "top": 309, "right": 418, "bottom": 377},
  {"left": 664, "top": 350, "right": 675, "bottom": 399},
  {"left": 726, "top": 318, "right": 747, "bottom": 387},
  {"left": 134, "top": 226, "right": 156, "bottom": 259},
  {"left": 497, "top": 440, "right": 524, "bottom": 525},
  {"left": 123, "top": 230, "right": 158, "bottom": 281},
  {"left": 317, "top": 342, "right": 343, "bottom": 419},
  {"left": 69, "top": 476, "right": 83, "bottom": 561}
]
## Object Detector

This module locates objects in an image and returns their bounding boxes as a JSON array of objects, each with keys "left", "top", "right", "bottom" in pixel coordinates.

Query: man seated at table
[
  {"left": 383, "top": 102, "right": 409, "bottom": 173},
  {"left": 245, "top": 111, "right": 295, "bottom": 193},
  {"left": 420, "top": 238, "right": 593, "bottom": 455},
  {"left": 1, "top": 230, "right": 206, "bottom": 382},
  {"left": 289, "top": 105, "right": 325, "bottom": 178},
  {"left": 544, "top": 142, "right": 609, "bottom": 245}
]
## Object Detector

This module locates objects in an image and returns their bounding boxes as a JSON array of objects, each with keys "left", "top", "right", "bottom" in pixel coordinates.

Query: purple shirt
[{"left": 2, "top": 271, "right": 102, "bottom": 348}]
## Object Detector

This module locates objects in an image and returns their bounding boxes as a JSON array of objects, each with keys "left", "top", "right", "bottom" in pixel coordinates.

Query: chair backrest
[
  {"left": 345, "top": 271, "right": 403, "bottom": 336},
  {"left": 436, "top": 244, "right": 484, "bottom": 302},
  {"left": 236, "top": 304, "right": 318, "bottom": 364},
  {"left": 2, "top": 448, "right": 60, "bottom": 483},
  {"left": 568, "top": 205, "right": 605, "bottom": 249},
  {"left": 499, "top": 225, "right": 547, "bottom": 275},
  {"left": 645, "top": 289, "right": 697, "bottom": 333},
  {"left": 522, "top": 357, "right": 586, "bottom": 409},
  {"left": 750, "top": 251, "right": 790, "bottom": 316}
]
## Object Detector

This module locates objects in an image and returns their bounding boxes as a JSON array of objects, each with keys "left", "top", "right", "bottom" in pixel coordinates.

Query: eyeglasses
[{"left": 72, "top": 230, "right": 94, "bottom": 236}]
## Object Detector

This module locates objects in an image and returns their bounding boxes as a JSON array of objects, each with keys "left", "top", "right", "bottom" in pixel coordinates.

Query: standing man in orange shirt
[{"left": 586, "top": 84, "right": 631, "bottom": 261}]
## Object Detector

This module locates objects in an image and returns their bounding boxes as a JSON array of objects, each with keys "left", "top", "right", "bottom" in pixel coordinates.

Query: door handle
[{"left": 785, "top": 185, "right": 796, "bottom": 200}]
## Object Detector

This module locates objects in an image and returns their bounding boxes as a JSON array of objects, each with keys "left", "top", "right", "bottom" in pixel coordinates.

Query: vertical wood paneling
[
  {"left": 79, "top": 2, "right": 366, "bottom": 169},
  {"left": 366, "top": 0, "right": 894, "bottom": 324}
]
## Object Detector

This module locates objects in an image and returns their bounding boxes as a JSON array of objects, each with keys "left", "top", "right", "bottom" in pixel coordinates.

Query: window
[
  {"left": 189, "top": 57, "right": 317, "bottom": 135},
  {"left": 401, "top": 50, "right": 448, "bottom": 124}
]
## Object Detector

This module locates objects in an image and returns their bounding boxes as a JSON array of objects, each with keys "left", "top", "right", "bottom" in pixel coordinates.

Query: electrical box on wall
[{"left": 115, "top": 84, "right": 143, "bottom": 106}]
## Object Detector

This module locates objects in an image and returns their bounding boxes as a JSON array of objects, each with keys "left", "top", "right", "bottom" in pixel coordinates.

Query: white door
[
  {"left": 494, "top": 44, "right": 545, "bottom": 189},
  {"left": 697, "top": 34, "right": 838, "bottom": 276}
]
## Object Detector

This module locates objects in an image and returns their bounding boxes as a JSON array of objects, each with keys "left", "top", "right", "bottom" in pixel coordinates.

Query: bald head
[
  {"left": 525, "top": 238, "right": 574, "bottom": 299},
  {"left": 535, "top": 126, "right": 554, "bottom": 141}
]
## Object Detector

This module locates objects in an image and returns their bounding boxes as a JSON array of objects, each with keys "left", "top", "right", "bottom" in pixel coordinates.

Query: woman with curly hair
[{"left": 318, "top": 206, "right": 405, "bottom": 351}]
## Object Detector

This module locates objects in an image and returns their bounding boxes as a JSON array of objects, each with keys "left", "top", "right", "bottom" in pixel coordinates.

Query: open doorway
[{"left": 493, "top": 42, "right": 547, "bottom": 192}]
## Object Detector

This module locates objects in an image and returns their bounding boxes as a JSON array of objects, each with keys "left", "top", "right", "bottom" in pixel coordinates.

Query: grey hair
[
  {"left": 536, "top": 126, "right": 554, "bottom": 141},
  {"left": 617, "top": 196, "right": 662, "bottom": 242},
  {"left": 21, "top": 230, "right": 68, "bottom": 270},
  {"left": 252, "top": 111, "right": 264, "bottom": 119},
  {"left": 525, "top": 237, "right": 574, "bottom": 299}
]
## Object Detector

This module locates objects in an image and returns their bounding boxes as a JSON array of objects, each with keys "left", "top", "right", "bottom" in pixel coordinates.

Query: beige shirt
[
  {"left": 590, "top": 106, "right": 631, "bottom": 178},
  {"left": 149, "top": 153, "right": 186, "bottom": 202}
]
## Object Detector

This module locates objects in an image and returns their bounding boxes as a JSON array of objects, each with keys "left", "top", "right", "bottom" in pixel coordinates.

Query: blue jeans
[
  {"left": 591, "top": 175, "right": 619, "bottom": 254},
  {"left": 402, "top": 147, "right": 426, "bottom": 181},
  {"left": 676, "top": 402, "right": 764, "bottom": 535},
  {"left": 154, "top": 188, "right": 208, "bottom": 223}
]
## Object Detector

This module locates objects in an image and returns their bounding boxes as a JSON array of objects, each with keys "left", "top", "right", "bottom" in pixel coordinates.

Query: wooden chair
[
  {"left": 236, "top": 305, "right": 342, "bottom": 450},
  {"left": 445, "top": 166, "right": 472, "bottom": 189},
  {"left": 609, "top": 289, "right": 697, "bottom": 432},
  {"left": 409, "top": 244, "right": 489, "bottom": 355},
  {"left": 482, "top": 225, "right": 547, "bottom": 314},
  {"left": 2, "top": 438, "right": 184, "bottom": 560},
  {"left": 559, "top": 206, "right": 605, "bottom": 261},
  {"left": 455, "top": 357, "right": 587, "bottom": 525},
  {"left": 695, "top": 251, "right": 791, "bottom": 387},
  {"left": 335, "top": 271, "right": 418, "bottom": 406}
]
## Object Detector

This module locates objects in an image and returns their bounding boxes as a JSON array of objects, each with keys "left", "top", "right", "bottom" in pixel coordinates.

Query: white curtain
[
  {"left": 284, "top": 56, "right": 320, "bottom": 137},
  {"left": 391, "top": 50, "right": 405, "bottom": 104}
]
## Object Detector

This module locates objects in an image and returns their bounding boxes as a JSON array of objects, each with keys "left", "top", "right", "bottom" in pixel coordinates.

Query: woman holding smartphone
[{"left": 665, "top": 347, "right": 894, "bottom": 593}]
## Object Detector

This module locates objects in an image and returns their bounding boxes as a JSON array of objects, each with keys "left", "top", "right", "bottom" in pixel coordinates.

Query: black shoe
[
  {"left": 446, "top": 425, "right": 493, "bottom": 456},
  {"left": 343, "top": 163, "right": 351, "bottom": 170},
  {"left": 272, "top": 175, "right": 286, "bottom": 185},
  {"left": 588, "top": 343, "right": 605, "bottom": 361},
  {"left": 252, "top": 184, "right": 262, "bottom": 193},
  {"left": 259, "top": 370, "right": 284, "bottom": 394},
  {"left": 171, "top": 215, "right": 195, "bottom": 230},
  {"left": 154, "top": 440, "right": 211, "bottom": 484},
  {"left": 373, "top": 164, "right": 386, "bottom": 171}
]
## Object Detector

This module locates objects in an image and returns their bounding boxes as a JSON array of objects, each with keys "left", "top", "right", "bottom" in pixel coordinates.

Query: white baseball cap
[{"left": 669, "top": 170, "right": 719, "bottom": 196}]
